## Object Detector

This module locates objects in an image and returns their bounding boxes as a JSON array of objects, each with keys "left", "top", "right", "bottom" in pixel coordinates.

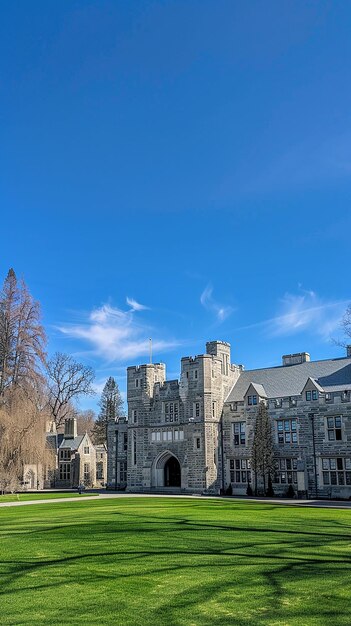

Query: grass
[
  {"left": 0, "top": 497, "right": 350, "bottom": 625},
  {"left": 0, "top": 491, "right": 98, "bottom": 503}
]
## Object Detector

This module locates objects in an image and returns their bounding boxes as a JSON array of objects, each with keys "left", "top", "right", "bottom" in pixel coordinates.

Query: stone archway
[
  {"left": 152, "top": 451, "right": 181, "bottom": 488},
  {"left": 164, "top": 456, "right": 181, "bottom": 487}
]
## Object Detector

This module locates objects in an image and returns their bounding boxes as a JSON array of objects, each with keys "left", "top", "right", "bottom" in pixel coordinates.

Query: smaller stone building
[{"left": 55, "top": 418, "right": 107, "bottom": 489}]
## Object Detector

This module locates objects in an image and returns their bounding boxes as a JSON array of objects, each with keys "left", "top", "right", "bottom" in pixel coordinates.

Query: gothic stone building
[
  {"left": 54, "top": 418, "right": 107, "bottom": 489},
  {"left": 107, "top": 340, "right": 351, "bottom": 498}
]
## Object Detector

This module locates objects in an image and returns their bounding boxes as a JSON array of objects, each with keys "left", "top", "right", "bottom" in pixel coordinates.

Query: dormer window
[
  {"left": 306, "top": 390, "right": 318, "bottom": 401},
  {"left": 248, "top": 395, "right": 257, "bottom": 406}
]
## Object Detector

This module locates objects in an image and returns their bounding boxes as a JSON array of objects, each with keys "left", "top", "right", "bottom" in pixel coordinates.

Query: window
[
  {"left": 194, "top": 370, "right": 198, "bottom": 379},
  {"left": 174, "top": 429, "right": 184, "bottom": 441},
  {"left": 83, "top": 463, "right": 90, "bottom": 482},
  {"left": 135, "top": 379, "right": 139, "bottom": 388},
  {"left": 212, "top": 402, "right": 216, "bottom": 418},
  {"left": 123, "top": 433, "right": 128, "bottom": 451},
  {"left": 60, "top": 449, "right": 71, "bottom": 460},
  {"left": 160, "top": 430, "right": 173, "bottom": 442},
  {"left": 164, "top": 402, "right": 179, "bottom": 422},
  {"left": 195, "top": 437, "right": 201, "bottom": 450},
  {"left": 322, "top": 458, "right": 351, "bottom": 486},
  {"left": 273, "top": 458, "right": 297, "bottom": 484},
  {"left": 83, "top": 446, "right": 90, "bottom": 455},
  {"left": 120, "top": 461, "right": 127, "bottom": 483},
  {"left": 193, "top": 402, "right": 200, "bottom": 418},
  {"left": 248, "top": 395, "right": 257, "bottom": 406},
  {"left": 277, "top": 419, "right": 297, "bottom": 444},
  {"left": 151, "top": 430, "right": 161, "bottom": 442},
  {"left": 306, "top": 390, "right": 318, "bottom": 401},
  {"left": 233, "top": 422, "right": 246, "bottom": 446},
  {"left": 96, "top": 462, "right": 104, "bottom": 480},
  {"left": 325, "top": 393, "right": 332, "bottom": 402},
  {"left": 132, "top": 409, "right": 137, "bottom": 423},
  {"left": 229, "top": 459, "right": 251, "bottom": 484},
  {"left": 327, "top": 416, "right": 342, "bottom": 441},
  {"left": 59, "top": 463, "right": 71, "bottom": 480},
  {"left": 132, "top": 431, "right": 137, "bottom": 465}
]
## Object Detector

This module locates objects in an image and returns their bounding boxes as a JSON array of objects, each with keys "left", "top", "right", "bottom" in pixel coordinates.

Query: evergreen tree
[
  {"left": 251, "top": 401, "right": 275, "bottom": 496},
  {"left": 92, "top": 377, "right": 124, "bottom": 444}
]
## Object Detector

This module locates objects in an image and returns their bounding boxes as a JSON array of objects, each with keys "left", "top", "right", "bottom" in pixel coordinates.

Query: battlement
[{"left": 127, "top": 362, "right": 166, "bottom": 400}]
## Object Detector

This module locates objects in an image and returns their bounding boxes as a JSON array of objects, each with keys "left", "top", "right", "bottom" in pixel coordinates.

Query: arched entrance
[
  {"left": 151, "top": 451, "right": 182, "bottom": 488},
  {"left": 164, "top": 456, "right": 181, "bottom": 487}
]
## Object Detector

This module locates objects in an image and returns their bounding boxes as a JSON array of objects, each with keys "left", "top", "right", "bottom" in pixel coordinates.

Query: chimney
[
  {"left": 282, "top": 352, "right": 310, "bottom": 366},
  {"left": 347, "top": 346, "right": 351, "bottom": 358},
  {"left": 64, "top": 417, "right": 78, "bottom": 439}
]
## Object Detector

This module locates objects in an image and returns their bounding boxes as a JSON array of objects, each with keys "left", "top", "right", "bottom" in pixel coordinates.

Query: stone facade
[
  {"left": 53, "top": 418, "right": 107, "bottom": 489},
  {"left": 107, "top": 341, "right": 351, "bottom": 498}
]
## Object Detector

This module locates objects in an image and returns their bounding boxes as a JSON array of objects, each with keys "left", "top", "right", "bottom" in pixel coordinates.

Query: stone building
[
  {"left": 54, "top": 418, "right": 107, "bottom": 489},
  {"left": 107, "top": 341, "right": 351, "bottom": 498}
]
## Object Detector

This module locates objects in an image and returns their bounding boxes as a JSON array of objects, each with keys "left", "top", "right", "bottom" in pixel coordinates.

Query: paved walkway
[{"left": 1, "top": 492, "right": 351, "bottom": 509}]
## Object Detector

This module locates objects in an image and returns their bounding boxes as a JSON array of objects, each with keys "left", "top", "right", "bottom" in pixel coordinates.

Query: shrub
[
  {"left": 266, "top": 474, "right": 275, "bottom": 497},
  {"left": 246, "top": 484, "right": 253, "bottom": 496},
  {"left": 285, "top": 484, "right": 295, "bottom": 498}
]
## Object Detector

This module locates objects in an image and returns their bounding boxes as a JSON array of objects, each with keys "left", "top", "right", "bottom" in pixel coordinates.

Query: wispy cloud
[
  {"left": 267, "top": 291, "right": 347, "bottom": 339},
  {"left": 246, "top": 133, "right": 351, "bottom": 195},
  {"left": 235, "top": 289, "right": 348, "bottom": 340},
  {"left": 200, "top": 284, "right": 234, "bottom": 322},
  {"left": 126, "top": 297, "right": 149, "bottom": 312},
  {"left": 58, "top": 302, "right": 178, "bottom": 362}
]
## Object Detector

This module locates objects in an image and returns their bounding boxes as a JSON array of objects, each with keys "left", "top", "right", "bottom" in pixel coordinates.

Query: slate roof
[
  {"left": 247, "top": 382, "right": 267, "bottom": 398},
  {"left": 226, "top": 356, "right": 351, "bottom": 402},
  {"left": 59, "top": 435, "right": 85, "bottom": 450}
]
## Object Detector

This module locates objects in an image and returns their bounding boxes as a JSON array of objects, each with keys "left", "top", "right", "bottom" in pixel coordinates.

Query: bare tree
[
  {"left": 341, "top": 305, "right": 351, "bottom": 343},
  {"left": 0, "top": 384, "right": 52, "bottom": 493},
  {"left": 76, "top": 408, "right": 96, "bottom": 438},
  {"left": 0, "top": 269, "right": 46, "bottom": 395},
  {"left": 46, "top": 352, "right": 95, "bottom": 428}
]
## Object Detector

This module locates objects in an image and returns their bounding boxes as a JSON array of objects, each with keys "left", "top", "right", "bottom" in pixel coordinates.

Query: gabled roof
[
  {"left": 301, "top": 377, "right": 325, "bottom": 394},
  {"left": 244, "top": 382, "right": 267, "bottom": 398},
  {"left": 59, "top": 435, "right": 85, "bottom": 450},
  {"left": 226, "top": 356, "right": 351, "bottom": 402}
]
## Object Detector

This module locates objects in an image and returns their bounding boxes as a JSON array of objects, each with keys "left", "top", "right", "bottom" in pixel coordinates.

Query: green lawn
[
  {"left": 0, "top": 497, "right": 350, "bottom": 625},
  {"left": 0, "top": 491, "right": 98, "bottom": 503}
]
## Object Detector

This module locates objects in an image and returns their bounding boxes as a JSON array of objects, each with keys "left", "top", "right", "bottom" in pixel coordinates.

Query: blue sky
[{"left": 1, "top": 1, "right": 350, "bottom": 409}]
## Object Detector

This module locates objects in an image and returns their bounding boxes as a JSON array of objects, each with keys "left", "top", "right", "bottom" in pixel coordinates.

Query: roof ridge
[{"left": 241, "top": 355, "right": 351, "bottom": 374}]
